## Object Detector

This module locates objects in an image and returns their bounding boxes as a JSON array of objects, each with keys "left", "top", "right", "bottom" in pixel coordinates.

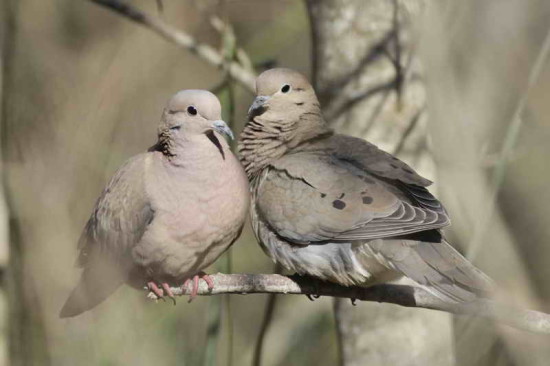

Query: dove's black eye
[
  {"left": 187, "top": 106, "right": 197, "bottom": 116},
  {"left": 281, "top": 84, "right": 291, "bottom": 93}
]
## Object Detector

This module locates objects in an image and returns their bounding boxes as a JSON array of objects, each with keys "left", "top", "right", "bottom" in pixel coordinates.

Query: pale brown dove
[
  {"left": 238, "top": 68, "right": 493, "bottom": 303},
  {"left": 61, "top": 90, "right": 249, "bottom": 318}
]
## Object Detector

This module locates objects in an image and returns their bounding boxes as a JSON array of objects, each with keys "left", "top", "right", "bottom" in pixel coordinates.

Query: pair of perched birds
[{"left": 60, "top": 68, "right": 492, "bottom": 318}]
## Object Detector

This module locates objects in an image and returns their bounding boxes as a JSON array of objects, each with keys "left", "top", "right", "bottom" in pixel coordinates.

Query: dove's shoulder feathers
[{"left": 78, "top": 152, "right": 154, "bottom": 268}]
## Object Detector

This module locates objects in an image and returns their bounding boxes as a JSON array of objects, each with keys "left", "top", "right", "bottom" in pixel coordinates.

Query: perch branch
[
  {"left": 158, "top": 273, "right": 550, "bottom": 335},
  {"left": 88, "top": 0, "right": 256, "bottom": 92}
]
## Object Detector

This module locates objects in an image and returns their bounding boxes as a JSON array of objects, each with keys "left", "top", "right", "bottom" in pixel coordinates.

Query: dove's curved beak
[
  {"left": 248, "top": 95, "right": 270, "bottom": 119},
  {"left": 212, "top": 120, "right": 234, "bottom": 140}
]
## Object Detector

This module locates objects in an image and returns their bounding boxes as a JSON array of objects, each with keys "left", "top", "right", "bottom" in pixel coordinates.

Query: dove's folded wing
[
  {"left": 256, "top": 151, "right": 449, "bottom": 245},
  {"left": 61, "top": 153, "right": 154, "bottom": 318}
]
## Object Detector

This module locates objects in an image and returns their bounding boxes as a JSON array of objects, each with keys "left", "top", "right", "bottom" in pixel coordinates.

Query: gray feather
[{"left": 369, "top": 239, "right": 494, "bottom": 302}]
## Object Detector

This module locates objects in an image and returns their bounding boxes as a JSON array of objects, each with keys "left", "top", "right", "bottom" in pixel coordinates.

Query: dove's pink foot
[
  {"left": 147, "top": 281, "right": 176, "bottom": 304},
  {"left": 182, "top": 272, "right": 215, "bottom": 303}
]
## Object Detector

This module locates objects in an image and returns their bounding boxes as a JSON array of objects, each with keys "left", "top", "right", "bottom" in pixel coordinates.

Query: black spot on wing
[
  {"left": 362, "top": 196, "right": 373, "bottom": 204},
  {"left": 320, "top": 193, "right": 326, "bottom": 198},
  {"left": 332, "top": 200, "right": 346, "bottom": 210}
]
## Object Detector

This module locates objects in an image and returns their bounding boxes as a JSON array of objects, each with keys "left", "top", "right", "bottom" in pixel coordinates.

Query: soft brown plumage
[
  {"left": 61, "top": 90, "right": 249, "bottom": 317},
  {"left": 238, "top": 68, "right": 492, "bottom": 302}
]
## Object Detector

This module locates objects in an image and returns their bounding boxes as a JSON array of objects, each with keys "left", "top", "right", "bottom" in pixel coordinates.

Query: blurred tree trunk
[
  {"left": 1, "top": 1, "right": 51, "bottom": 365},
  {"left": 306, "top": 1, "right": 453, "bottom": 365}
]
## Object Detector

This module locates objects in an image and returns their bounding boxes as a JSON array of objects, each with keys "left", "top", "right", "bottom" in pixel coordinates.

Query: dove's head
[
  {"left": 248, "top": 68, "right": 320, "bottom": 122},
  {"left": 161, "top": 90, "right": 233, "bottom": 140},
  {"left": 239, "top": 68, "right": 332, "bottom": 177},
  {"left": 156, "top": 90, "right": 234, "bottom": 156}
]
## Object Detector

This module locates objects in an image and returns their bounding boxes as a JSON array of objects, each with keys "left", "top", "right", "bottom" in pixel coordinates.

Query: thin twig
[
  {"left": 203, "top": 294, "right": 222, "bottom": 366},
  {"left": 392, "top": 106, "right": 425, "bottom": 155},
  {"left": 333, "top": 298, "right": 346, "bottom": 366},
  {"left": 154, "top": 273, "right": 550, "bottom": 335},
  {"left": 88, "top": 0, "right": 256, "bottom": 92},
  {"left": 324, "top": 81, "right": 395, "bottom": 121},
  {"left": 466, "top": 26, "right": 550, "bottom": 259},
  {"left": 390, "top": 0, "right": 403, "bottom": 110},
  {"left": 205, "top": 16, "right": 240, "bottom": 364},
  {"left": 252, "top": 264, "right": 282, "bottom": 366},
  {"left": 154, "top": 0, "right": 163, "bottom": 14},
  {"left": 252, "top": 292, "right": 278, "bottom": 366},
  {"left": 210, "top": 15, "right": 254, "bottom": 73}
]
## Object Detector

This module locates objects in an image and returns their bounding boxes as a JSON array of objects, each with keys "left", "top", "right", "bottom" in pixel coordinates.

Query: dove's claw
[
  {"left": 200, "top": 272, "right": 215, "bottom": 290},
  {"left": 147, "top": 281, "right": 176, "bottom": 303},
  {"left": 182, "top": 272, "right": 215, "bottom": 303},
  {"left": 147, "top": 281, "right": 165, "bottom": 299},
  {"left": 161, "top": 283, "right": 176, "bottom": 305}
]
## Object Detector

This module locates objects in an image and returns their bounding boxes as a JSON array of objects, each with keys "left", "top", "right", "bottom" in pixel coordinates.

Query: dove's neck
[
  {"left": 238, "top": 107, "right": 333, "bottom": 179},
  {"left": 150, "top": 129, "right": 176, "bottom": 157},
  {"left": 153, "top": 133, "right": 230, "bottom": 167}
]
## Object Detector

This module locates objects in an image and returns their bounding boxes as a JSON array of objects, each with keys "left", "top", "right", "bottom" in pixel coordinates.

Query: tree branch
[
  {"left": 156, "top": 273, "right": 550, "bottom": 335},
  {"left": 88, "top": 0, "right": 256, "bottom": 92}
]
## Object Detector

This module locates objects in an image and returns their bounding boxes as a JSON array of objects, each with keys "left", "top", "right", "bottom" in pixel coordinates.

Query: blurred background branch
[
  {"left": 251, "top": 263, "right": 282, "bottom": 366},
  {"left": 88, "top": 0, "right": 256, "bottom": 91},
  {"left": 466, "top": 27, "right": 550, "bottom": 260}
]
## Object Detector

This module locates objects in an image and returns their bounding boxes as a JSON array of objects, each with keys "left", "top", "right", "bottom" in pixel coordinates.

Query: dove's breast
[{"left": 132, "top": 149, "right": 249, "bottom": 281}]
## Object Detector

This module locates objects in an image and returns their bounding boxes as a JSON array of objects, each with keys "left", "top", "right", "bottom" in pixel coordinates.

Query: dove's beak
[
  {"left": 248, "top": 95, "right": 270, "bottom": 119},
  {"left": 212, "top": 120, "right": 234, "bottom": 140}
]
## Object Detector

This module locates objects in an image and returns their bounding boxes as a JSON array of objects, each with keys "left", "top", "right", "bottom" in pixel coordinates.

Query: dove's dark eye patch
[
  {"left": 187, "top": 106, "right": 198, "bottom": 116},
  {"left": 281, "top": 84, "right": 291, "bottom": 93}
]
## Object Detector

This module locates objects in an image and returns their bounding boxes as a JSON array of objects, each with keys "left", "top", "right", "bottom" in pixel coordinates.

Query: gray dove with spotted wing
[{"left": 238, "top": 68, "right": 492, "bottom": 303}]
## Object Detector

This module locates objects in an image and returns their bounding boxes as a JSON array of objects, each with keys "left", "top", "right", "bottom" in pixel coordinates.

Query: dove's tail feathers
[
  {"left": 380, "top": 239, "right": 494, "bottom": 303},
  {"left": 60, "top": 262, "right": 125, "bottom": 318}
]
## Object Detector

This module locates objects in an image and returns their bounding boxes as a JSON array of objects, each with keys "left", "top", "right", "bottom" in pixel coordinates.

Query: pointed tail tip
[
  {"left": 59, "top": 288, "right": 94, "bottom": 318},
  {"left": 59, "top": 299, "right": 85, "bottom": 319}
]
